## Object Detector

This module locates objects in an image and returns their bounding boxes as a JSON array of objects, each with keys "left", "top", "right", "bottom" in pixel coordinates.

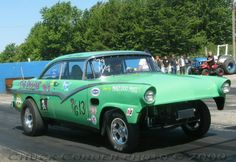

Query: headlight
[
  {"left": 144, "top": 90, "right": 155, "bottom": 103},
  {"left": 221, "top": 82, "right": 230, "bottom": 94}
]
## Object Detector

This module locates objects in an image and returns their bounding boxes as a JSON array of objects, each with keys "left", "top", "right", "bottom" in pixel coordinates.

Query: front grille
[{"left": 140, "top": 101, "right": 197, "bottom": 129}]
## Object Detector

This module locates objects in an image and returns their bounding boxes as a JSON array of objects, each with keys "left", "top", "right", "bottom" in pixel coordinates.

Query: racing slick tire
[
  {"left": 106, "top": 110, "right": 139, "bottom": 153},
  {"left": 181, "top": 101, "right": 211, "bottom": 138},
  {"left": 223, "top": 59, "right": 236, "bottom": 74},
  {"left": 21, "top": 99, "right": 47, "bottom": 136},
  {"left": 218, "top": 55, "right": 236, "bottom": 74},
  {"left": 201, "top": 69, "right": 209, "bottom": 75},
  {"left": 215, "top": 67, "right": 224, "bottom": 76}
]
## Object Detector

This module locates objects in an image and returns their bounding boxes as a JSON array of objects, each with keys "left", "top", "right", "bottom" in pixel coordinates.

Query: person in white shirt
[
  {"left": 138, "top": 58, "right": 149, "bottom": 71},
  {"left": 178, "top": 55, "right": 186, "bottom": 74}
]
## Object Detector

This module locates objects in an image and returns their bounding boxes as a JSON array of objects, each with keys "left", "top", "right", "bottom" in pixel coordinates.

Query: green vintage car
[{"left": 11, "top": 51, "right": 231, "bottom": 152}]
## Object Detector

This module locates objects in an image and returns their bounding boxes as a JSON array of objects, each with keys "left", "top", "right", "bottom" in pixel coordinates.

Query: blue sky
[{"left": 0, "top": 0, "right": 106, "bottom": 52}]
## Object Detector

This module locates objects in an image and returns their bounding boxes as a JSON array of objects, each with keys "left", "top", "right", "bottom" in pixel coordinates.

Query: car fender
[{"left": 99, "top": 103, "right": 141, "bottom": 124}]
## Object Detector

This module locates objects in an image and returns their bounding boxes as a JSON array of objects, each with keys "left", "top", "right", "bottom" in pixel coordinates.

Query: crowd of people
[{"left": 154, "top": 55, "right": 192, "bottom": 74}]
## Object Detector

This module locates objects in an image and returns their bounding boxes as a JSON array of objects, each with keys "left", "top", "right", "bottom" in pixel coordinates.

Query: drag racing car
[{"left": 11, "top": 51, "right": 231, "bottom": 152}]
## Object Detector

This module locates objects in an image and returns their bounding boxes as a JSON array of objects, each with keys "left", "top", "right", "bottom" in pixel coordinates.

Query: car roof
[{"left": 52, "top": 50, "right": 150, "bottom": 62}]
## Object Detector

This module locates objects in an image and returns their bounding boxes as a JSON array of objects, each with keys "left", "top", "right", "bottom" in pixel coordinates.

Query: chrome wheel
[
  {"left": 24, "top": 108, "right": 33, "bottom": 129},
  {"left": 111, "top": 118, "right": 128, "bottom": 145}
]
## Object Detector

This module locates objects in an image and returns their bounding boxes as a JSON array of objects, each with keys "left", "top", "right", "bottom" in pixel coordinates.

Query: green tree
[
  {"left": 84, "top": 0, "right": 147, "bottom": 51},
  {"left": 21, "top": 2, "right": 85, "bottom": 60},
  {"left": 144, "top": 0, "right": 231, "bottom": 56},
  {"left": 6, "top": 0, "right": 233, "bottom": 61},
  {"left": 0, "top": 43, "right": 20, "bottom": 62},
  {"left": 19, "top": 23, "right": 46, "bottom": 61}
]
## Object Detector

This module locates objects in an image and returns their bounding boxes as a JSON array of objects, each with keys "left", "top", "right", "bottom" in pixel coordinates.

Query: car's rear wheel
[
  {"left": 21, "top": 99, "right": 47, "bottom": 136},
  {"left": 106, "top": 110, "right": 139, "bottom": 152},
  {"left": 181, "top": 101, "right": 211, "bottom": 138}
]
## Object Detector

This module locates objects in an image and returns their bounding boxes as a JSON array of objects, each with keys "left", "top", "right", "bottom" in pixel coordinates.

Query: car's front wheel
[
  {"left": 21, "top": 99, "right": 47, "bottom": 136},
  {"left": 106, "top": 110, "right": 139, "bottom": 152},
  {"left": 181, "top": 101, "right": 211, "bottom": 138}
]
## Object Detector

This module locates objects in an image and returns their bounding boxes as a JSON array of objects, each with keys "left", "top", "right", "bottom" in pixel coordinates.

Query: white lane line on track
[
  {"left": 0, "top": 145, "right": 48, "bottom": 162},
  {"left": 0, "top": 101, "right": 11, "bottom": 104},
  {"left": 227, "top": 104, "right": 236, "bottom": 107}
]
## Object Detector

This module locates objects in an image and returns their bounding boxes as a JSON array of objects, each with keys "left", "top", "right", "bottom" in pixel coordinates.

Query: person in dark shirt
[
  {"left": 170, "top": 55, "right": 177, "bottom": 74},
  {"left": 162, "top": 56, "right": 170, "bottom": 73},
  {"left": 185, "top": 56, "right": 192, "bottom": 67},
  {"left": 155, "top": 55, "right": 162, "bottom": 69}
]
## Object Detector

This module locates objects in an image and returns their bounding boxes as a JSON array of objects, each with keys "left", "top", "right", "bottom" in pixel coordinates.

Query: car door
[
  {"left": 38, "top": 61, "right": 66, "bottom": 119},
  {"left": 39, "top": 60, "right": 89, "bottom": 125}
]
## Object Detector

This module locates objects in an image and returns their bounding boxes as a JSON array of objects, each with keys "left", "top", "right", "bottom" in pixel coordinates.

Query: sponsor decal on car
[
  {"left": 90, "top": 105, "right": 97, "bottom": 115},
  {"left": 112, "top": 86, "right": 138, "bottom": 93},
  {"left": 19, "top": 80, "right": 41, "bottom": 90},
  {"left": 15, "top": 95, "right": 22, "bottom": 108},
  {"left": 102, "top": 86, "right": 112, "bottom": 91},
  {"left": 63, "top": 81, "right": 71, "bottom": 91},
  {"left": 91, "top": 88, "right": 100, "bottom": 96},
  {"left": 40, "top": 98, "right": 48, "bottom": 111},
  {"left": 126, "top": 108, "right": 134, "bottom": 117},
  {"left": 91, "top": 115, "right": 97, "bottom": 125},
  {"left": 42, "top": 82, "right": 51, "bottom": 92}
]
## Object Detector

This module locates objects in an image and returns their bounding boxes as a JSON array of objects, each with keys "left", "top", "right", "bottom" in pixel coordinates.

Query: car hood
[{"left": 99, "top": 73, "right": 228, "bottom": 105}]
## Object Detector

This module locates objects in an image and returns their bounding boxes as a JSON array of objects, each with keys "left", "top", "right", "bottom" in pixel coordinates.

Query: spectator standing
[
  {"left": 184, "top": 56, "right": 192, "bottom": 74},
  {"left": 170, "top": 55, "right": 178, "bottom": 74},
  {"left": 185, "top": 56, "right": 191, "bottom": 67},
  {"left": 178, "top": 55, "right": 186, "bottom": 74},
  {"left": 162, "top": 56, "right": 170, "bottom": 74},
  {"left": 155, "top": 56, "right": 162, "bottom": 69}
]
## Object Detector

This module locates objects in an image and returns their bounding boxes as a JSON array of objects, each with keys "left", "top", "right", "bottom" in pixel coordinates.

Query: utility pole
[{"left": 232, "top": 0, "right": 236, "bottom": 61}]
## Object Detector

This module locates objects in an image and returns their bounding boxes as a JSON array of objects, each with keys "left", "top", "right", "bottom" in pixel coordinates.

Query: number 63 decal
[{"left": 70, "top": 99, "right": 86, "bottom": 116}]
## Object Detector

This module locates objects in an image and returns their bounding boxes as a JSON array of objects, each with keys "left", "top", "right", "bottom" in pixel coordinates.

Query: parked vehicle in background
[
  {"left": 189, "top": 57, "right": 224, "bottom": 76},
  {"left": 188, "top": 57, "right": 206, "bottom": 75},
  {"left": 200, "top": 62, "right": 224, "bottom": 76},
  {"left": 11, "top": 51, "right": 231, "bottom": 152},
  {"left": 189, "top": 44, "right": 236, "bottom": 76},
  {"left": 215, "top": 44, "right": 236, "bottom": 74}
]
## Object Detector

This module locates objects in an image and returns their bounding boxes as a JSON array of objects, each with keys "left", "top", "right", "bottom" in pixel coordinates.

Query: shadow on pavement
[{"left": 14, "top": 125, "right": 217, "bottom": 153}]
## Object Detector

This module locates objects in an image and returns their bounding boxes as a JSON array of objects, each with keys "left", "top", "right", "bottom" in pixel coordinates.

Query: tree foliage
[
  {"left": 0, "top": 43, "right": 20, "bottom": 62},
  {"left": 0, "top": 0, "right": 232, "bottom": 62}
]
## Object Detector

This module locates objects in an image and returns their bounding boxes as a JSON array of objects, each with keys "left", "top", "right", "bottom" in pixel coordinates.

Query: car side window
[
  {"left": 86, "top": 62, "right": 94, "bottom": 79},
  {"left": 124, "top": 58, "right": 150, "bottom": 73},
  {"left": 41, "top": 62, "right": 66, "bottom": 79},
  {"left": 86, "top": 58, "right": 105, "bottom": 79},
  {"left": 68, "top": 61, "right": 84, "bottom": 80}
]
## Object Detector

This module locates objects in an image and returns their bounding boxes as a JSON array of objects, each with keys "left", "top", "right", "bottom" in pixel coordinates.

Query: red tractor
[{"left": 200, "top": 62, "right": 224, "bottom": 76}]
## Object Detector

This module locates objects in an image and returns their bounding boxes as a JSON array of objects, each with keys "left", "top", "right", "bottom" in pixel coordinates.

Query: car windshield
[{"left": 86, "top": 55, "right": 161, "bottom": 79}]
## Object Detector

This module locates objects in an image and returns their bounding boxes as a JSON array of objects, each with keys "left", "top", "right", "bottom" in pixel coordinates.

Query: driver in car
[
  {"left": 110, "top": 59, "right": 123, "bottom": 75},
  {"left": 103, "top": 59, "right": 123, "bottom": 76}
]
